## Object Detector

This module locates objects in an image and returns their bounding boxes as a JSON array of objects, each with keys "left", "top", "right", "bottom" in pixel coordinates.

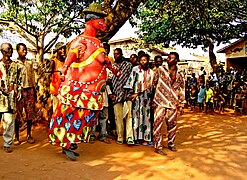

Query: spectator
[
  {"left": 49, "top": 42, "right": 66, "bottom": 111},
  {"left": 205, "top": 84, "right": 214, "bottom": 114},
  {"left": 124, "top": 53, "right": 154, "bottom": 145},
  {"left": 152, "top": 52, "right": 185, "bottom": 155},
  {"left": 111, "top": 48, "right": 133, "bottom": 144},
  {"left": 14, "top": 43, "right": 36, "bottom": 145},
  {"left": 197, "top": 83, "right": 206, "bottom": 112},
  {"left": 0, "top": 43, "right": 22, "bottom": 153}
]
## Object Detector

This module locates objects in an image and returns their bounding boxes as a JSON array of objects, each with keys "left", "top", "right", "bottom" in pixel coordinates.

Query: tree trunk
[
  {"left": 101, "top": 0, "right": 144, "bottom": 41},
  {"left": 208, "top": 41, "right": 217, "bottom": 73},
  {"left": 35, "top": 47, "right": 53, "bottom": 124},
  {"left": 35, "top": 0, "right": 145, "bottom": 123}
]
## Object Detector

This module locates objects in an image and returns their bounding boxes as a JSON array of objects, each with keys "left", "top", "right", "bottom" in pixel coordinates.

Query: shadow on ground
[{"left": 0, "top": 109, "right": 246, "bottom": 180}]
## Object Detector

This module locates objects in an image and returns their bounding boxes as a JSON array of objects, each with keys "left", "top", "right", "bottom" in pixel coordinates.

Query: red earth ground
[{"left": 0, "top": 109, "right": 246, "bottom": 180}]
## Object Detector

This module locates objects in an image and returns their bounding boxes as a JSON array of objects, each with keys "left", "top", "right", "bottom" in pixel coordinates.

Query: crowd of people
[
  {"left": 1, "top": 39, "right": 245, "bottom": 160},
  {"left": 185, "top": 65, "right": 247, "bottom": 115},
  {"left": 0, "top": 3, "right": 185, "bottom": 161},
  {"left": 1, "top": 3, "right": 245, "bottom": 162},
  {"left": 0, "top": 39, "right": 185, "bottom": 158}
]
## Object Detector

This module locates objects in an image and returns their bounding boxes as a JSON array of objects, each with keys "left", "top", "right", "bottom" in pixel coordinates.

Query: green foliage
[
  {"left": 0, "top": 0, "right": 90, "bottom": 58},
  {"left": 131, "top": 0, "right": 247, "bottom": 48}
]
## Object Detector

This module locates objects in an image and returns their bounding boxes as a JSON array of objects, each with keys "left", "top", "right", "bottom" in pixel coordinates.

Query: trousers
[
  {"left": 153, "top": 107, "right": 177, "bottom": 150},
  {"left": 92, "top": 107, "right": 108, "bottom": 139},
  {"left": 113, "top": 101, "right": 133, "bottom": 141},
  {"left": 1, "top": 113, "right": 15, "bottom": 147}
]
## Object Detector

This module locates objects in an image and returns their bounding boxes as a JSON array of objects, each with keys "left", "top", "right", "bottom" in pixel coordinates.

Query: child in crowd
[
  {"left": 205, "top": 84, "right": 214, "bottom": 114},
  {"left": 197, "top": 83, "right": 206, "bottom": 112}
]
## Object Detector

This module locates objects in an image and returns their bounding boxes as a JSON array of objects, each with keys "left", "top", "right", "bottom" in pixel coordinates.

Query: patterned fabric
[
  {"left": 50, "top": 57, "right": 64, "bottom": 95},
  {"left": 57, "top": 85, "right": 104, "bottom": 110},
  {"left": 111, "top": 60, "right": 132, "bottom": 104},
  {"left": 124, "top": 66, "right": 154, "bottom": 141},
  {"left": 48, "top": 102, "right": 98, "bottom": 148},
  {"left": 17, "top": 58, "right": 35, "bottom": 88},
  {"left": 153, "top": 107, "right": 177, "bottom": 150},
  {"left": 0, "top": 60, "right": 22, "bottom": 112},
  {"left": 16, "top": 88, "right": 36, "bottom": 121},
  {"left": 153, "top": 66, "right": 185, "bottom": 109},
  {"left": 49, "top": 34, "right": 106, "bottom": 148},
  {"left": 152, "top": 66, "right": 185, "bottom": 150}
]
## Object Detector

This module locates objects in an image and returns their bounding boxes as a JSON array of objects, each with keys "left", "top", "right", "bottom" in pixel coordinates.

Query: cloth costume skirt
[{"left": 48, "top": 101, "right": 99, "bottom": 149}]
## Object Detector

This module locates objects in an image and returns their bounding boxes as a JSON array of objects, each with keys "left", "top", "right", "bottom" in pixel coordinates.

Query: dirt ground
[{"left": 0, "top": 109, "right": 246, "bottom": 180}]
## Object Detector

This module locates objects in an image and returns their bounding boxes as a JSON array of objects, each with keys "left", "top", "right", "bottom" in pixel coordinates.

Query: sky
[
  {"left": 0, "top": 20, "right": 228, "bottom": 61},
  {"left": 110, "top": 21, "right": 227, "bottom": 62}
]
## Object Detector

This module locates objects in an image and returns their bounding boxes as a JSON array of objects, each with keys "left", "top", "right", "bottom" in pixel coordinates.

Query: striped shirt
[{"left": 111, "top": 60, "right": 132, "bottom": 104}]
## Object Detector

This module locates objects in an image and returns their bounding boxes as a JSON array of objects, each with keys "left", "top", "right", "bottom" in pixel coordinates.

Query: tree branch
[{"left": 44, "top": 16, "right": 76, "bottom": 53}]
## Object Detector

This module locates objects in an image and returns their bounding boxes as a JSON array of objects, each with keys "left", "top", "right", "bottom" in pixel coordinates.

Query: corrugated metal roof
[{"left": 217, "top": 37, "right": 247, "bottom": 53}]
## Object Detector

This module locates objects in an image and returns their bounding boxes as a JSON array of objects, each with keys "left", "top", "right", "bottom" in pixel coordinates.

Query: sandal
[
  {"left": 3, "top": 146, "right": 13, "bottom": 153},
  {"left": 89, "top": 136, "right": 96, "bottom": 144},
  {"left": 27, "top": 135, "right": 35, "bottom": 144},
  {"left": 62, "top": 148, "right": 77, "bottom": 161},
  {"left": 134, "top": 140, "right": 140, "bottom": 146},
  {"left": 13, "top": 138, "right": 20, "bottom": 145},
  {"left": 155, "top": 149, "right": 167, "bottom": 156},
  {"left": 117, "top": 140, "right": 123, "bottom": 144},
  {"left": 62, "top": 148, "right": 80, "bottom": 157},
  {"left": 99, "top": 138, "right": 111, "bottom": 144},
  {"left": 127, "top": 137, "right": 134, "bottom": 145},
  {"left": 168, "top": 142, "right": 177, "bottom": 152},
  {"left": 143, "top": 141, "right": 153, "bottom": 147}
]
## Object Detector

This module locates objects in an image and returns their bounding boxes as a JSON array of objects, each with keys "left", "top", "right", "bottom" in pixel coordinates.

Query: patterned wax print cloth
[
  {"left": 0, "top": 60, "right": 22, "bottom": 112},
  {"left": 48, "top": 102, "right": 99, "bottom": 148},
  {"left": 111, "top": 60, "right": 132, "bottom": 104},
  {"left": 124, "top": 65, "right": 154, "bottom": 141}
]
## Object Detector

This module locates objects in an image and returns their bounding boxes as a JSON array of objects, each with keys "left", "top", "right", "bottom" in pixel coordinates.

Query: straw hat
[
  {"left": 55, "top": 42, "right": 65, "bottom": 51},
  {"left": 83, "top": 3, "right": 107, "bottom": 17}
]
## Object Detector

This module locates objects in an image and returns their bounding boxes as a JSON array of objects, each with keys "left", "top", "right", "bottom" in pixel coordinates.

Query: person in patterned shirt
[
  {"left": 152, "top": 52, "right": 185, "bottom": 155},
  {"left": 124, "top": 53, "right": 154, "bottom": 145},
  {"left": 111, "top": 48, "right": 133, "bottom": 144},
  {"left": 0, "top": 43, "right": 22, "bottom": 153}
]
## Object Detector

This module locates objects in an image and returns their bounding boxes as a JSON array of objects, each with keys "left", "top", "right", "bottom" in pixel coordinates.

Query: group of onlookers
[
  {"left": 88, "top": 46, "right": 185, "bottom": 156},
  {"left": 1, "top": 39, "right": 245, "bottom": 159},
  {"left": 185, "top": 66, "right": 247, "bottom": 115},
  {"left": 0, "top": 40, "right": 185, "bottom": 157},
  {"left": 0, "top": 42, "right": 36, "bottom": 153}
]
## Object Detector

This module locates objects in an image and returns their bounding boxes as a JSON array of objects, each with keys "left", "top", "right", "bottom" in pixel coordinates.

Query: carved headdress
[{"left": 83, "top": 3, "right": 107, "bottom": 17}]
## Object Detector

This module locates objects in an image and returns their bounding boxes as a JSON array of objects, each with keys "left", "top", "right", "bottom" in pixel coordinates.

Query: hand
[
  {"left": 109, "top": 94, "right": 116, "bottom": 100},
  {"left": 17, "top": 91, "right": 22, "bottom": 101},
  {"left": 151, "top": 101, "right": 157, "bottom": 109},
  {"left": 60, "top": 74, "right": 65, "bottom": 82},
  {"left": 116, "top": 71, "right": 122, "bottom": 77},
  {"left": 130, "top": 93, "right": 138, "bottom": 101},
  {"left": 60, "top": 65, "right": 68, "bottom": 75},
  {"left": 0, "top": 87, "right": 9, "bottom": 96}
]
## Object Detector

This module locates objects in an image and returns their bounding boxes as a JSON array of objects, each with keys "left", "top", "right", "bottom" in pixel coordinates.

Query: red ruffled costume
[{"left": 48, "top": 20, "right": 119, "bottom": 148}]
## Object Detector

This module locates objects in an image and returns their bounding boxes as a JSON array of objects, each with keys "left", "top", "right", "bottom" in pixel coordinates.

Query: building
[
  {"left": 217, "top": 37, "right": 247, "bottom": 71},
  {"left": 108, "top": 38, "right": 168, "bottom": 59}
]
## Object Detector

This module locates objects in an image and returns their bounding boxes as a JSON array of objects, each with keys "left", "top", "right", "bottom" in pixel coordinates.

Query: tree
[
  {"left": 0, "top": 0, "right": 145, "bottom": 122},
  {"left": 131, "top": 0, "right": 247, "bottom": 72},
  {"left": 0, "top": 0, "right": 144, "bottom": 61},
  {"left": 0, "top": 0, "right": 89, "bottom": 61}
]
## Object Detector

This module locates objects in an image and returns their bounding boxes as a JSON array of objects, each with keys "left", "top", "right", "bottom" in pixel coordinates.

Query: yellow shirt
[{"left": 205, "top": 88, "right": 213, "bottom": 103}]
